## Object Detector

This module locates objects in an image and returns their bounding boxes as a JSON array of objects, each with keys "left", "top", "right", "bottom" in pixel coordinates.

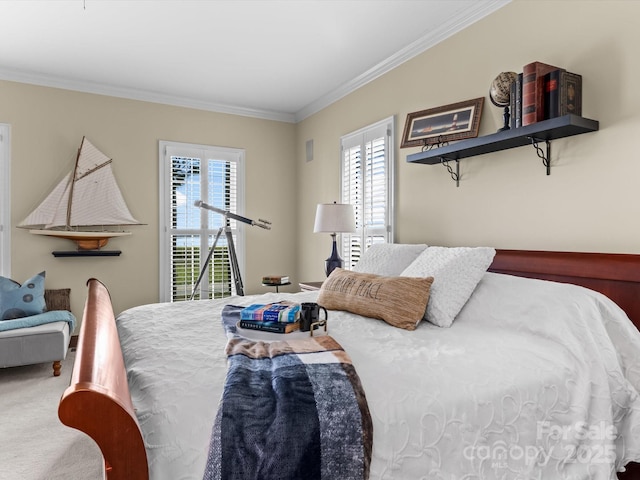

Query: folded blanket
[
  {"left": 0, "top": 310, "right": 76, "bottom": 333},
  {"left": 203, "top": 305, "right": 372, "bottom": 480}
]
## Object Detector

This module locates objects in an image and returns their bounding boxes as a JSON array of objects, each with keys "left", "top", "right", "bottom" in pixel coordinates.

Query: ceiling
[{"left": 0, "top": 0, "right": 509, "bottom": 123}]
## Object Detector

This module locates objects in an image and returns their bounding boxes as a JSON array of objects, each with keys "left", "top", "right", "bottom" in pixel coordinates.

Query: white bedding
[{"left": 116, "top": 272, "right": 640, "bottom": 480}]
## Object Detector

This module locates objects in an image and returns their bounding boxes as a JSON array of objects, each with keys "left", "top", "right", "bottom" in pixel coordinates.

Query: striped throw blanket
[{"left": 202, "top": 305, "right": 372, "bottom": 480}]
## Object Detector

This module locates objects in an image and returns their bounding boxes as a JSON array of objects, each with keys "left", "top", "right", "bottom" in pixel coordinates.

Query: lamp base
[{"left": 325, "top": 233, "right": 343, "bottom": 277}]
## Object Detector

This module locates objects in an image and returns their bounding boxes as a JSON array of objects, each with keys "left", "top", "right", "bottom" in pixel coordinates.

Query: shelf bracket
[
  {"left": 440, "top": 157, "right": 460, "bottom": 187},
  {"left": 528, "top": 137, "right": 551, "bottom": 175}
]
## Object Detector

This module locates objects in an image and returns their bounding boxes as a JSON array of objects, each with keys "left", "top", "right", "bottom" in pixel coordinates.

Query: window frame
[
  {"left": 340, "top": 116, "right": 395, "bottom": 269},
  {"left": 0, "top": 124, "right": 10, "bottom": 277},
  {"left": 158, "top": 140, "right": 245, "bottom": 302}
]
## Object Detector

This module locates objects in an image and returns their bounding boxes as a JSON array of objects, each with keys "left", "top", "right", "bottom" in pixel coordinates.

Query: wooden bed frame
[{"left": 58, "top": 249, "right": 640, "bottom": 480}]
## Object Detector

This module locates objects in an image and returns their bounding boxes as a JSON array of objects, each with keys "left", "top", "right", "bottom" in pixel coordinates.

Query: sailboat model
[{"left": 18, "top": 137, "right": 141, "bottom": 251}]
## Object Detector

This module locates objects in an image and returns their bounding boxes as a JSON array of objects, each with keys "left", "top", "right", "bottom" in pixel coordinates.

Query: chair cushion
[{"left": 0, "top": 321, "right": 70, "bottom": 368}]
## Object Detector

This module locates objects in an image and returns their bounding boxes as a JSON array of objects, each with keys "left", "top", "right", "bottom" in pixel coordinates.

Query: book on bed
[
  {"left": 238, "top": 319, "right": 301, "bottom": 333},
  {"left": 240, "top": 301, "right": 300, "bottom": 323}
]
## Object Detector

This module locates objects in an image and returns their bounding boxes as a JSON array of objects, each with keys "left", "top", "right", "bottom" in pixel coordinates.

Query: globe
[{"left": 489, "top": 71, "right": 518, "bottom": 107}]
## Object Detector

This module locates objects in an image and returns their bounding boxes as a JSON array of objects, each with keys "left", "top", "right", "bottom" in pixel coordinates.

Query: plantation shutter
[
  {"left": 340, "top": 116, "right": 394, "bottom": 269},
  {"left": 159, "top": 142, "right": 244, "bottom": 302}
]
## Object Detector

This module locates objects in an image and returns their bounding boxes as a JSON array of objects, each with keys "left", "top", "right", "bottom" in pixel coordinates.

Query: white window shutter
[
  {"left": 159, "top": 142, "right": 244, "bottom": 302},
  {"left": 340, "top": 117, "right": 394, "bottom": 269}
]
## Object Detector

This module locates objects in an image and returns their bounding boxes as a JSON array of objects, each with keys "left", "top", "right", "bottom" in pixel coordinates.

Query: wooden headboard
[{"left": 489, "top": 250, "right": 640, "bottom": 332}]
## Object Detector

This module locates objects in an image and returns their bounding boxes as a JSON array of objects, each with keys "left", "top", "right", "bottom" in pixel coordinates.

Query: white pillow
[
  {"left": 353, "top": 243, "right": 428, "bottom": 276},
  {"left": 401, "top": 246, "right": 496, "bottom": 327}
]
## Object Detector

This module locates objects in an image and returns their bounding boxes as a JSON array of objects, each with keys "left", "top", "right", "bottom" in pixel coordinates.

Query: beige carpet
[{"left": 0, "top": 351, "right": 104, "bottom": 480}]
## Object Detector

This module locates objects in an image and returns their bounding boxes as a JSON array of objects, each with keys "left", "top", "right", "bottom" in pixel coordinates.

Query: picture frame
[{"left": 401, "top": 97, "right": 484, "bottom": 148}]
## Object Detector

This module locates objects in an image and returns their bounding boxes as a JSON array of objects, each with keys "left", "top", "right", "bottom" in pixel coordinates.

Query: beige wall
[
  {"left": 5, "top": 0, "right": 640, "bottom": 321},
  {"left": 1, "top": 81, "right": 297, "bottom": 319},
  {"left": 295, "top": 0, "right": 640, "bottom": 282}
]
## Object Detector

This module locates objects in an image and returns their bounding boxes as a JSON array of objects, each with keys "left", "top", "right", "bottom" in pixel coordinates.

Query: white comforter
[{"left": 116, "top": 273, "right": 640, "bottom": 480}]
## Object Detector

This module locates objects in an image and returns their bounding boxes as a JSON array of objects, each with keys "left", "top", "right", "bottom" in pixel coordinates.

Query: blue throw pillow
[{"left": 0, "top": 271, "right": 46, "bottom": 320}]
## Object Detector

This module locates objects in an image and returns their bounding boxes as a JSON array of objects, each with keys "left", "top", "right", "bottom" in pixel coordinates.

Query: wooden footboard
[{"left": 58, "top": 278, "right": 148, "bottom": 480}]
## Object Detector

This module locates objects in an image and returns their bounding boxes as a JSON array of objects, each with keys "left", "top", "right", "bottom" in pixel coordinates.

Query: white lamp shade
[{"left": 313, "top": 203, "right": 355, "bottom": 233}]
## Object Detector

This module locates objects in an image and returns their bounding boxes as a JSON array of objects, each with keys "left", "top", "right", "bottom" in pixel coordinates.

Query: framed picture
[{"left": 401, "top": 97, "right": 484, "bottom": 148}]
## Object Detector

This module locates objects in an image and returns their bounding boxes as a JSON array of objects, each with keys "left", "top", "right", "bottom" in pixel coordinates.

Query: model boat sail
[{"left": 18, "top": 136, "right": 141, "bottom": 250}]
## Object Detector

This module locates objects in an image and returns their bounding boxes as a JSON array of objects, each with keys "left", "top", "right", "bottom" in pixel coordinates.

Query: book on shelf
[
  {"left": 515, "top": 72, "right": 523, "bottom": 128},
  {"left": 239, "top": 319, "right": 301, "bottom": 334},
  {"left": 509, "top": 78, "right": 516, "bottom": 129},
  {"left": 558, "top": 71, "right": 582, "bottom": 117},
  {"left": 240, "top": 301, "right": 300, "bottom": 323},
  {"left": 522, "top": 61, "right": 559, "bottom": 126},
  {"left": 261, "top": 275, "right": 290, "bottom": 284},
  {"left": 509, "top": 72, "right": 523, "bottom": 129},
  {"left": 544, "top": 69, "right": 562, "bottom": 120},
  {"left": 544, "top": 69, "right": 583, "bottom": 119}
]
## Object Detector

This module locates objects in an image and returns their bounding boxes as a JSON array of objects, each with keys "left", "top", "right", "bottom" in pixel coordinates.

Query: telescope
[{"left": 194, "top": 200, "right": 271, "bottom": 229}]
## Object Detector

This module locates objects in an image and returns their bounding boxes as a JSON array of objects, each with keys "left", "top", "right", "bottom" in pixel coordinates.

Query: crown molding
[
  {"left": 294, "top": 0, "right": 511, "bottom": 122},
  {"left": 0, "top": 68, "right": 296, "bottom": 123}
]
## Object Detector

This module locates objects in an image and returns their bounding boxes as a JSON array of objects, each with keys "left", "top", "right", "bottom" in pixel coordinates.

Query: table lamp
[{"left": 313, "top": 202, "right": 356, "bottom": 276}]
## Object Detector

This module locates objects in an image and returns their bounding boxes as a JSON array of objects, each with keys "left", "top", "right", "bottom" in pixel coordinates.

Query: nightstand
[{"left": 299, "top": 281, "right": 323, "bottom": 292}]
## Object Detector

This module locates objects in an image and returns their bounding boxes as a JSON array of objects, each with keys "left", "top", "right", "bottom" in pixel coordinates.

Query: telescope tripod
[{"left": 190, "top": 224, "right": 244, "bottom": 300}]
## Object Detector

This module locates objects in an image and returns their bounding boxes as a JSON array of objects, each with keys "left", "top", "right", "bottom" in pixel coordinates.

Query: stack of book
[
  {"left": 239, "top": 301, "right": 301, "bottom": 333},
  {"left": 261, "top": 275, "right": 290, "bottom": 285},
  {"left": 509, "top": 61, "right": 582, "bottom": 129}
]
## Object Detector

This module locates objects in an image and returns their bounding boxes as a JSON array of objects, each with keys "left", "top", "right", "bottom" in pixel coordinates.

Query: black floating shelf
[
  {"left": 52, "top": 250, "right": 122, "bottom": 257},
  {"left": 406, "top": 114, "right": 599, "bottom": 165}
]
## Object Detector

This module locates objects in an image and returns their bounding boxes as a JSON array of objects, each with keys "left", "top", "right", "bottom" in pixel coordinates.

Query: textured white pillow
[
  {"left": 352, "top": 243, "right": 428, "bottom": 276},
  {"left": 401, "top": 246, "right": 496, "bottom": 327}
]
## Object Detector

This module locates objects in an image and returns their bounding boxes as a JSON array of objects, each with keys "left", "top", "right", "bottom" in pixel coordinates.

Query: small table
[
  {"left": 262, "top": 282, "right": 291, "bottom": 293},
  {"left": 299, "top": 281, "right": 323, "bottom": 292}
]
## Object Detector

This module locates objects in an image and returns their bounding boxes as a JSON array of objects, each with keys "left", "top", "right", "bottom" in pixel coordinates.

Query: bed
[{"left": 58, "top": 248, "right": 640, "bottom": 480}]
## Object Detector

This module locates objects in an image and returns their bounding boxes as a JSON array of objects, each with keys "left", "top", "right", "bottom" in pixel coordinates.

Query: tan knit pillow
[{"left": 317, "top": 268, "right": 433, "bottom": 330}]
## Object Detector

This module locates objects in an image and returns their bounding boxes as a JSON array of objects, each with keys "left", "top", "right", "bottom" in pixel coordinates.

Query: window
[
  {"left": 0, "top": 124, "right": 10, "bottom": 277},
  {"left": 340, "top": 116, "right": 395, "bottom": 269},
  {"left": 159, "top": 141, "right": 244, "bottom": 302}
]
